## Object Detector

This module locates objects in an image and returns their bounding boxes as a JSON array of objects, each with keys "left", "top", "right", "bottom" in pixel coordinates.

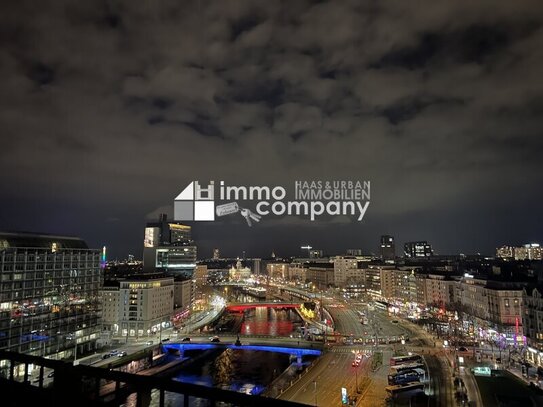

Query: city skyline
[{"left": 1, "top": 1, "right": 543, "bottom": 259}]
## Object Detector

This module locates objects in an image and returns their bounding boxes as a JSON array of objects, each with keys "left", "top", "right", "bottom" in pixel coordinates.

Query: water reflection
[{"left": 240, "top": 307, "right": 301, "bottom": 336}]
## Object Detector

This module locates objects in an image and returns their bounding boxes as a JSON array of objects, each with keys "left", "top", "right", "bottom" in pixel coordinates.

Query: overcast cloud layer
[{"left": 1, "top": 0, "right": 543, "bottom": 258}]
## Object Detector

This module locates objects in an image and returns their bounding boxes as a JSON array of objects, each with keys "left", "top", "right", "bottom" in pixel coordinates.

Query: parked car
[
  {"left": 102, "top": 353, "right": 111, "bottom": 360},
  {"left": 181, "top": 337, "right": 191, "bottom": 342},
  {"left": 145, "top": 340, "right": 154, "bottom": 345},
  {"left": 117, "top": 351, "right": 127, "bottom": 357},
  {"left": 210, "top": 336, "right": 220, "bottom": 342}
]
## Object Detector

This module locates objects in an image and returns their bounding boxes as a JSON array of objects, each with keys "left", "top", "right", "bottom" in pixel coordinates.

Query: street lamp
[{"left": 354, "top": 361, "right": 360, "bottom": 394}]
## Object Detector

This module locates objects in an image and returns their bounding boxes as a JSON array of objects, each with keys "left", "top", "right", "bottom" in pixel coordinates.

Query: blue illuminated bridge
[{"left": 162, "top": 342, "right": 322, "bottom": 358}]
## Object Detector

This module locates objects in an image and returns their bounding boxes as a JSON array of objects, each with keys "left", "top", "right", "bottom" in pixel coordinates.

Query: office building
[
  {"left": 193, "top": 264, "right": 208, "bottom": 286},
  {"left": 309, "top": 249, "right": 324, "bottom": 258},
  {"left": 288, "top": 262, "right": 308, "bottom": 282},
  {"left": 213, "top": 248, "right": 220, "bottom": 260},
  {"left": 100, "top": 275, "right": 174, "bottom": 338},
  {"left": 174, "top": 278, "right": 194, "bottom": 311},
  {"left": 333, "top": 256, "right": 358, "bottom": 286},
  {"left": 306, "top": 263, "right": 335, "bottom": 289},
  {"left": 143, "top": 214, "right": 197, "bottom": 278},
  {"left": 497, "top": 244, "right": 542, "bottom": 261},
  {"left": 380, "top": 235, "right": 395, "bottom": 261},
  {"left": 0, "top": 232, "right": 102, "bottom": 358},
  {"left": 404, "top": 241, "right": 433, "bottom": 258},
  {"left": 267, "top": 262, "right": 289, "bottom": 279},
  {"left": 251, "top": 258, "right": 261, "bottom": 275}
]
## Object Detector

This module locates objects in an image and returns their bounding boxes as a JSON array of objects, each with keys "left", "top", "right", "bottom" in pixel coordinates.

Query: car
[
  {"left": 145, "top": 340, "right": 154, "bottom": 345},
  {"left": 161, "top": 338, "right": 170, "bottom": 342},
  {"left": 181, "top": 337, "right": 191, "bottom": 342},
  {"left": 458, "top": 347, "right": 468, "bottom": 352},
  {"left": 391, "top": 320, "right": 399, "bottom": 324},
  {"left": 117, "top": 351, "right": 127, "bottom": 357},
  {"left": 210, "top": 336, "right": 220, "bottom": 342},
  {"left": 109, "top": 349, "right": 119, "bottom": 355},
  {"left": 102, "top": 353, "right": 111, "bottom": 359},
  {"left": 47, "top": 371, "right": 55, "bottom": 378}
]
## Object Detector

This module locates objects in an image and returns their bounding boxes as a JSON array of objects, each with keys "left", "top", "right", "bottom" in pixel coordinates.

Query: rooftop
[{"left": 0, "top": 231, "right": 89, "bottom": 250}]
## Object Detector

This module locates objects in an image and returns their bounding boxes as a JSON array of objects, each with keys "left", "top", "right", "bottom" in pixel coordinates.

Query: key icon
[{"left": 240, "top": 208, "right": 261, "bottom": 227}]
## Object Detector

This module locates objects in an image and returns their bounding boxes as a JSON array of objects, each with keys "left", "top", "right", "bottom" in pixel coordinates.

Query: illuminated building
[
  {"left": 456, "top": 276, "right": 523, "bottom": 343},
  {"left": 229, "top": 259, "right": 252, "bottom": 281},
  {"left": 380, "top": 235, "right": 395, "bottom": 262},
  {"left": 213, "top": 248, "right": 220, "bottom": 260},
  {"left": 360, "top": 265, "right": 396, "bottom": 300},
  {"left": 306, "top": 263, "right": 334, "bottom": 289},
  {"left": 497, "top": 244, "right": 542, "bottom": 260},
  {"left": 174, "top": 278, "right": 194, "bottom": 311},
  {"left": 288, "top": 262, "right": 308, "bottom": 281},
  {"left": 496, "top": 246, "right": 514, "bottom": 259},
  {"left": 333, "top": 256, "right": 358, "bottom": 286},
  {"left": 100, "top": 276, "right": 174, "bottom": 338},
  {"left": 143, "top": 214, "right": 197, "bottom": 278},
  {"left": 522, "top": 286, "right": 543, "bottom": 368},
  {"left": 424, "top": 274, "right": 454, "bottom": 308},
  {"left": 100, "top": 246, "right": 107, "bottom": 268},
  {"left": 193, "top": 264, "right": 208, "bottom": 285},
  {"left": 252, "top": 258, "right": 261, "bottom": 275},
  {"left": 266, "top": 262, "right": 289, "bottom": 279},
  {"left": 309, "top": 249, "right": 324, "bottom": 258},
  {"left": 404, "top": 241, "right": 433, "bottom": 258},
  {"left": 0, "top": 232, "right": 101, "bottom": 358}
]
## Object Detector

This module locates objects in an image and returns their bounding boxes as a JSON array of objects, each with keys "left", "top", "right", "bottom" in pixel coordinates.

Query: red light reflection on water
[{"left": 239, "top": 307, "right": 296, "bottom": 336}]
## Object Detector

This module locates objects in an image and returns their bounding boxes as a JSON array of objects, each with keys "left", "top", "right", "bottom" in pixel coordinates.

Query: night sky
[{"left": 1, "top": 1, "right": 543, "bottom": 259}]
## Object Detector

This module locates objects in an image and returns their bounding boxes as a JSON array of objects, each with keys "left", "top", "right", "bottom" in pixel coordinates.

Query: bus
[
  {"left": 374, "top": 300, "right": 390, "bottom": 311},
  {"left": 390, "top": 354, "right": 422, "bottom": 366},
  {"left": 388, "top": 372, "right": 421, "bottom": 385},
  {"left": 385, "top": 382, "right": 424, "bottom": 395},
  {"left": 389, "top": 363, "right": 425, "bottom": 374}
]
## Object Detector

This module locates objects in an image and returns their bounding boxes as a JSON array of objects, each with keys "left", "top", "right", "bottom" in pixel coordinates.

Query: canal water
[
  {"left": 121, "top": 307, "right": 310, "bottom": 406},
  {"left": 238, "top": 307, "right": 303, "bottom": 337}
]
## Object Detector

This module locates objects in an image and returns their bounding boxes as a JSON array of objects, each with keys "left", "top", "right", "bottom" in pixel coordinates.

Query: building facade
[
  {"left": 523, "top": 287, "right": 543, "bottom": 367},
  {"left": 143, "top": 214, "right": 197, "bottom": 278},
  {"left": 380, "top": 235, "right": 395, "bottom": 261},
  {"left": 306, "top": 264, "right": 334, "bottom": 289},
  {"left": 496, "top": 244, "right": 542, "bottom": 260},
  {"left": 174, "top": 278, "right": 194, "bottom": 311},
  {"left": 100, "top": 276, "right": 174, "bottom": 338},
  {"left": 404, "top": 241, "right": 433, "bottom": 258},
  {"left": 333, "top": 256, "right": 358, "bottom": 286},
  {"left": 0, "top": 232, "right": 102, "bottom": 358}
]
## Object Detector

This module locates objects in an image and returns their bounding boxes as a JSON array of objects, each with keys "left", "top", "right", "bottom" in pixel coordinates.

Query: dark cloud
[{"left": 1, "top": 0, "right": 543, "bottom": 258}]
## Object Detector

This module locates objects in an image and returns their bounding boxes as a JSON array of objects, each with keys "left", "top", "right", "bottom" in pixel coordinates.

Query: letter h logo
[{"left": 174, "top": 181, "right": 215, "bottom": 221}]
